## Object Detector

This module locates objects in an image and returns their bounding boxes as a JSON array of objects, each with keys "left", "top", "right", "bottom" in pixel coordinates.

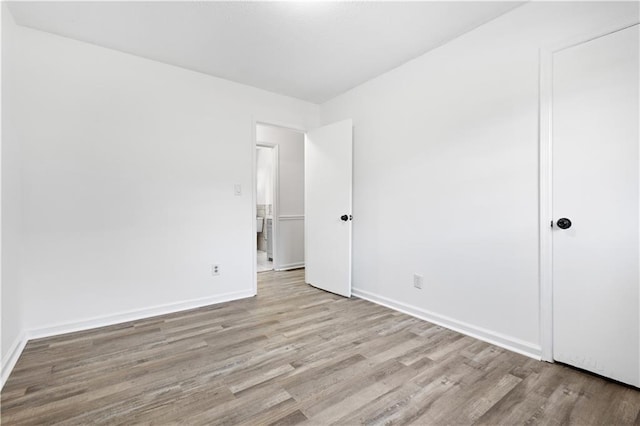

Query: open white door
[
  {"left": 305, "top": 119, "right": 353, "bottom": 297},
  {"left": 552, "top": 25, "right": 639, "bottom": 387}
]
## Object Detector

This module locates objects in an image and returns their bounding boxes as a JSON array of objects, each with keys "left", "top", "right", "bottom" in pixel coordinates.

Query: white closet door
[{"left": 552, "top": 25, "right": 639, "bottom": 387}]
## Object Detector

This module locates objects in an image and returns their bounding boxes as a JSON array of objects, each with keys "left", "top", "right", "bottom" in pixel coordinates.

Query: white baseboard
[
  {"left": 352, "top": 287, "right": 541, "bottom": 360},
  {"left": 0, "top": 289, "right": 255, "bottom": 390},
  {"left": 1, "top": 330, "right": 28, "bottom": 390},
  {"left": 275, "top": 262, "right": 304, "bottom": 271},
  {"left": 28, "top": 289, "right": 255, "bottom": 340}
]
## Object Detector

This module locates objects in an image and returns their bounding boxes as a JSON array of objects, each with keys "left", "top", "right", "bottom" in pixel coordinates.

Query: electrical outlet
[
  {"left": 413, "top": 274, "right": 423, "bottom": 289},
  {"left": 212, "top": 264, "right": 220, "bottom": 276}
]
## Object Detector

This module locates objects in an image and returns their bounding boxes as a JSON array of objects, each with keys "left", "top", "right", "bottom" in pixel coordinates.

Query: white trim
[
  {"left": 1, "top": 331, "right": 28, "bottom": 390},
  {"left": 251, "top": 118, "right": 258, "bottom": 296},
  {"left": 538, "top": 20, "right": 640, "bottom": 364},
  {"left": 353, "top": 288, "right": 542, "bottom": 360},
  {"left": 27, "top": 290, "right": 254, "bottom": 341},
  {"left": 272, "top": 146, "right": 280, "bottom": 270},
  {"left": 539, "top": 47, "right": 554, "bottom": 362},
  {"left": 276, "top": 262, "right": 305, "bottom": 271},
  {"left": 279, "top": 215, "right": 304, "bottom": 221},
  {"left": 304, "top": 132, "right": 308, "bottom": 287}
]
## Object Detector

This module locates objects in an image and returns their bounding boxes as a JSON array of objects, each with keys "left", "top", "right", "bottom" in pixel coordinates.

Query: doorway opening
[{"left": 254, "top": 123, "right": 306, "bottom": 283}]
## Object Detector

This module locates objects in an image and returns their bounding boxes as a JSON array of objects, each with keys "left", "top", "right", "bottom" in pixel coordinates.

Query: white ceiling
[{"left": 7, "top": 1, "right": 524, "bottom": 103}]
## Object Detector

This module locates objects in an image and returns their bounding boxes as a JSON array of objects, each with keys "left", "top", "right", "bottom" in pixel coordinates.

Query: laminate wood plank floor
[{"left": 2, "top": 269, "right": 639, "bottom": 425}]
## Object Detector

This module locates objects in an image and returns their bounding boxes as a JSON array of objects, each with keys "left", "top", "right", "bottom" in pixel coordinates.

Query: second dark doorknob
[
  {"left": 341, "top": 215, "right": 349, "bottom": 221},
  {"left": 556, "top": 218, "right": 572, "bottom": 229}
]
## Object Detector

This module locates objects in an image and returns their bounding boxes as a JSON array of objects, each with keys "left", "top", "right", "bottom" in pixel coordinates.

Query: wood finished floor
[{"left": 2, "top": 269, "right": 639, "bottom": 425}]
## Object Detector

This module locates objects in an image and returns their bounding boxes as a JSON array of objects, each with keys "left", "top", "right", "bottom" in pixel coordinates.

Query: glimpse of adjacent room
[
  {"left": 256, "top": 145, "right": 274, "bottom": 272},
  {"left": 255, "top": 123, "right": 305, "bottom": 275}
]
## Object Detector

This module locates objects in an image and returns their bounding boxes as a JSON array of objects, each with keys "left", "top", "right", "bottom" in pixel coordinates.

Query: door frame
[
  {"left": 538, "top": 19, "right": 639, "bottom": 362},
  {"left": 251, "top": 118, "right": 308, "bottom": 295}
]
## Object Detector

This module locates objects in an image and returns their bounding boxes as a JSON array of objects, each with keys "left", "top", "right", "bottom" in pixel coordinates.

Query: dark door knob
[
  {"left": 556, "top": 218, "right": 572, "bottom": 229},
  {"left": 341, "top": 214, "right": 349, "bottom": 221}
]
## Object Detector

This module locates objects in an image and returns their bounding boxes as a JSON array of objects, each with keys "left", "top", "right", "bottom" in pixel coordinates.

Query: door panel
[
  {"left": 552, "top": 25, "right": 639, "bottom": 386},
  {"left": 305, "top": 119, "right": 353, "bottom": 297}
]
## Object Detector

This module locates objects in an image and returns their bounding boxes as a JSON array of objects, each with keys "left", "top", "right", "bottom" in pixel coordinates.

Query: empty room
[{"left": 1, "top": 1, "right": 639, "bottom": 424}]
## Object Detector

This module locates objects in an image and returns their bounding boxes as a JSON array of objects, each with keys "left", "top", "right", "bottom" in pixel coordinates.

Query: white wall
[
  {"left": 256, "top": 147, "right": 273, "bottom": 206},
  {"left": 256, "top": 124, "right": 305, "bottom": 270},
  {"left": 320, "top": 1, "right": 639, "bottom": 357},
  {"left": 4, "top": 17, "right": 318, "bottom": 343},
  {"left": 1, "top": 6, "right": 26, "bottom": 384}
]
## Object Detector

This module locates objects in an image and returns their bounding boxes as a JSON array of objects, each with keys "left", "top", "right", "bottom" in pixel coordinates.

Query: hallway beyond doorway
[{"left": 257, "top": 250, "right": 272, "bottom": 272}]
